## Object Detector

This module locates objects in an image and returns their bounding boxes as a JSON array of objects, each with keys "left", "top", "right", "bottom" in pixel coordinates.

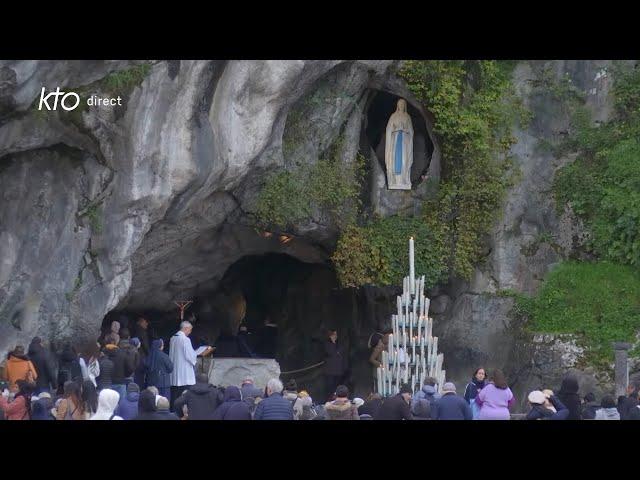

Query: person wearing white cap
[
  {"left": 526, "top": 390, "right": 569, "bottom": 420},
  {"left": 431, "top": 382, "right": 472, "bottom": 420}
]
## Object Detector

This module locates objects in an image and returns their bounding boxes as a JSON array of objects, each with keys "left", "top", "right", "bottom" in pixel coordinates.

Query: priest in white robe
[{"left": 168, "top": 321, "right": 211, "bottom": 410}]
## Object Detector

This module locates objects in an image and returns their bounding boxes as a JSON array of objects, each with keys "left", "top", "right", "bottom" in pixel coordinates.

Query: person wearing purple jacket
[{"left": 475, "top": 369, "right": 514, "bottom": 420}]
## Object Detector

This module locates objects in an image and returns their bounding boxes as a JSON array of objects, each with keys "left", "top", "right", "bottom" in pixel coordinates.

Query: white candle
[
  {"left": 409, "top": 237, "right": 415, "bottom": 295},
  {"left": 409, "top": 314, "right": 413, "bottom": 339}
]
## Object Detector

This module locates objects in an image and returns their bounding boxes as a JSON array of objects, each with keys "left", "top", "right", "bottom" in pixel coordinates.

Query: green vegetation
[
  {"left": 100, "top": 63, "right": 153, "bottom": 94},
  {"left": 552, "top": 64, "right": 640, "bottom": 268},
  {"left": 65, "top": 274, "right": 83, "bottom": 301},
  {"left": 515, "top": 261, "right": 640, "bottom": 367},
  {"left": 254, "top": 139, "right": 365, "bottom": 230},
  {"left": 332, "top": 215, "right": 448, "bottom": 288},
  {"left": 30, "top": 63, "right": 154, "bottom": 128},
  {"left": 330, "top": 60, "right": 528, "bottom": 288},
  {"left": 398, "top": 60, "right": 530, "bottom": 280},
  {"left": 82, "top": 203, "right": 103, "bottom": 233}
]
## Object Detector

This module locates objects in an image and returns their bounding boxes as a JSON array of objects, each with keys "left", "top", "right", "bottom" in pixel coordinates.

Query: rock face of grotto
[{"left": 0, "top": 59, "right": 631, "bottom": 406}]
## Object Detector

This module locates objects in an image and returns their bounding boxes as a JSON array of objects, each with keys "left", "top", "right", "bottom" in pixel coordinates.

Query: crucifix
[{"left": 174, "top": 300, "right": 193, "bottom": 321}]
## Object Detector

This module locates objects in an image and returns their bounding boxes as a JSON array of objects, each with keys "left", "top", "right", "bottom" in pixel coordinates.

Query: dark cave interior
[{"left": 105, "top": 253, "right": 401, "bottom": 400}]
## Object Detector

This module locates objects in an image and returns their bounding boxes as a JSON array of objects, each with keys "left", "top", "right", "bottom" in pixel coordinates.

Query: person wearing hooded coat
[
  {"left": 90, "top": 388, "right": 123, "bottom": 420},
  {"left": 174, "top": 373, "right": 223, "bottom": 420},
  {"left": 212, "top": 386, "right": 251, "bottom": 420},
  {"left": 144, "top": 339, "right": 174, "bottom": 401},
  {"left": 411, "top": 379, "right": 440, "bottom": 417},
  {"left": 28, "top": 338, "right": 57, "bottom": 394},
  {"left": 411, "top": 398, "right": 431, "bottom": 420},
  {"left": 556, "top": 374, "right": 582, "bottom": 420},
  {"left": 5, "top": 346, "right": 38, "bottom": 392},
  {"left": 595, "top": 395, "right": 620, "bottom": 420},
  {"left": 526, "top": 390, "right": 570, "bottom": 420},
  {"left": 323, "top": 385, "right": 360, "bottom": 420},
  {"left": 114, "top": 382, "right": 140, "bottom": 420}
]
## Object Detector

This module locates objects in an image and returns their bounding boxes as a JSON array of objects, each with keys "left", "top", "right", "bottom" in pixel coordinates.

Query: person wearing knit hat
[
  {"left": 374, "top": 384, "right": 414, "bottom": 420},
  {"left": 431, "top": 382, "right": 473, "bottom": 420},
  {"left": 528, "top": 390, "right": 546, "bottom": 405}
]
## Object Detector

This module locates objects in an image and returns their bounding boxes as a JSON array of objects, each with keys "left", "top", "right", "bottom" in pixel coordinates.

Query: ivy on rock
[
  {"left": 514, "top": 261, "right": 640, "bottom": 369},
  {"left": 554, "top": 63, "right": 640, "bottom": 267},
  {"left": 332, "top": 60, "right": 528, "bottom": 287}
]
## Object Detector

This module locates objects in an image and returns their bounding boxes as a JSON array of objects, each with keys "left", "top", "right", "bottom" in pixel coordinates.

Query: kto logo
[{"left": 38, "top": 87, "right": 80, "bottom": 111}]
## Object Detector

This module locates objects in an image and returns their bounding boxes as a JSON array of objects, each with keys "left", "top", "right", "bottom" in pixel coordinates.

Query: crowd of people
[{"left": 1, "top": 317, "right": 639, "bottom": 421}]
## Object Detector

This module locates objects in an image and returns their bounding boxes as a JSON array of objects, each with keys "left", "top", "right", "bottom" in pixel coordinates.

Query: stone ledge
[{"left": 206, "top": 357, "right": 281, "bottom": 390}]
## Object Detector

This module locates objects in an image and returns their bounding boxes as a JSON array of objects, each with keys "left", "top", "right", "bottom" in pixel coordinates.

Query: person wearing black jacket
[
  {"left": 359, "top": 393, "right": 383, "bottom": 418},
  {"left": 323, "top": 329, "right": 348, "bottom": 401},
  {"left": 375, "top": 384, "right": 413, "bottom": 420},
  {"left": 97, "top": 347, "right": 116, "bottom": 391},
  {"left": 212, "top": 385, "right": 251, "bottom": 420},
  {"left": 557, "top": 374, "right": 582, "bottom": 420},
  {"left": 28, "top": 337, "right": 57, "bottom": 394},
  {"left": 581, "top": 392, "right": 600, "bottom": 420},
  {"left": 617, "top": 385, "right": 639, "bottom": 420},
  {"left": 173, "top": 373, "right": 223, "bottom": 420},
  {"left": 526, "top": 390, "right": 569, "bottom": 420},
  {"left": 133, "top": 317, "right": 151, "bottom": 358},
  {"left": 110, "top": 343, "right": 136, "bottom": 401},
  {"left": 134, "top": 389, "right": 165, "bottom": 420},
  {"left": 57, "top": 344, "right": 82, "bottom": 394},
  {"left": 132, "top": 317, "right": 151, "bottom": 387}
]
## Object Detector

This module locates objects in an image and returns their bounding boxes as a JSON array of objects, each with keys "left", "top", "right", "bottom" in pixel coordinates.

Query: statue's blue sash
[{"left": 394, "top": 130, "right": 403, "bottom": 174}]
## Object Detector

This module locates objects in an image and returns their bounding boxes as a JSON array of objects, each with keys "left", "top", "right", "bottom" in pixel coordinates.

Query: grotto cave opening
[
  {"left": 104, "top": 251, "right": 400, "bottom": 400},
  {"left": 364, "top": 90, "right": 434, "bottom": 188}
]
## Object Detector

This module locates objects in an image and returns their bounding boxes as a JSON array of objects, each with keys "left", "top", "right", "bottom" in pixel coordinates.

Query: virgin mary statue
[{"left": 384, "top": 98, "right": 414, "bottom": 190}]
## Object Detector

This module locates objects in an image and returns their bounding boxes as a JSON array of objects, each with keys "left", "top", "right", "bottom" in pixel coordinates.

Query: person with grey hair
[
  {"left": 155, "top": 396, "right": 179, "bottom": 420},
  {"left": 168, "top": 321, "right": 212, "bottom": 411},
  {"left": 253, "top": 378, "right": 293, "bottom": 420},
  {"left": 431, "top": 382, "right": 473, "bottom": 420}
]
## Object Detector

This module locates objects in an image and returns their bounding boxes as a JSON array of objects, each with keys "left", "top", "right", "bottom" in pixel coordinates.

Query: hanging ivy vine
[{"left": 332, "top": 60, "right": 529, "bottom": 287}]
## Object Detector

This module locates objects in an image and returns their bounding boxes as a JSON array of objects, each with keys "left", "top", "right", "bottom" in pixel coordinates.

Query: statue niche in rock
[{"left": 385, "top": 98, "right": 414, "bottom": 190}]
